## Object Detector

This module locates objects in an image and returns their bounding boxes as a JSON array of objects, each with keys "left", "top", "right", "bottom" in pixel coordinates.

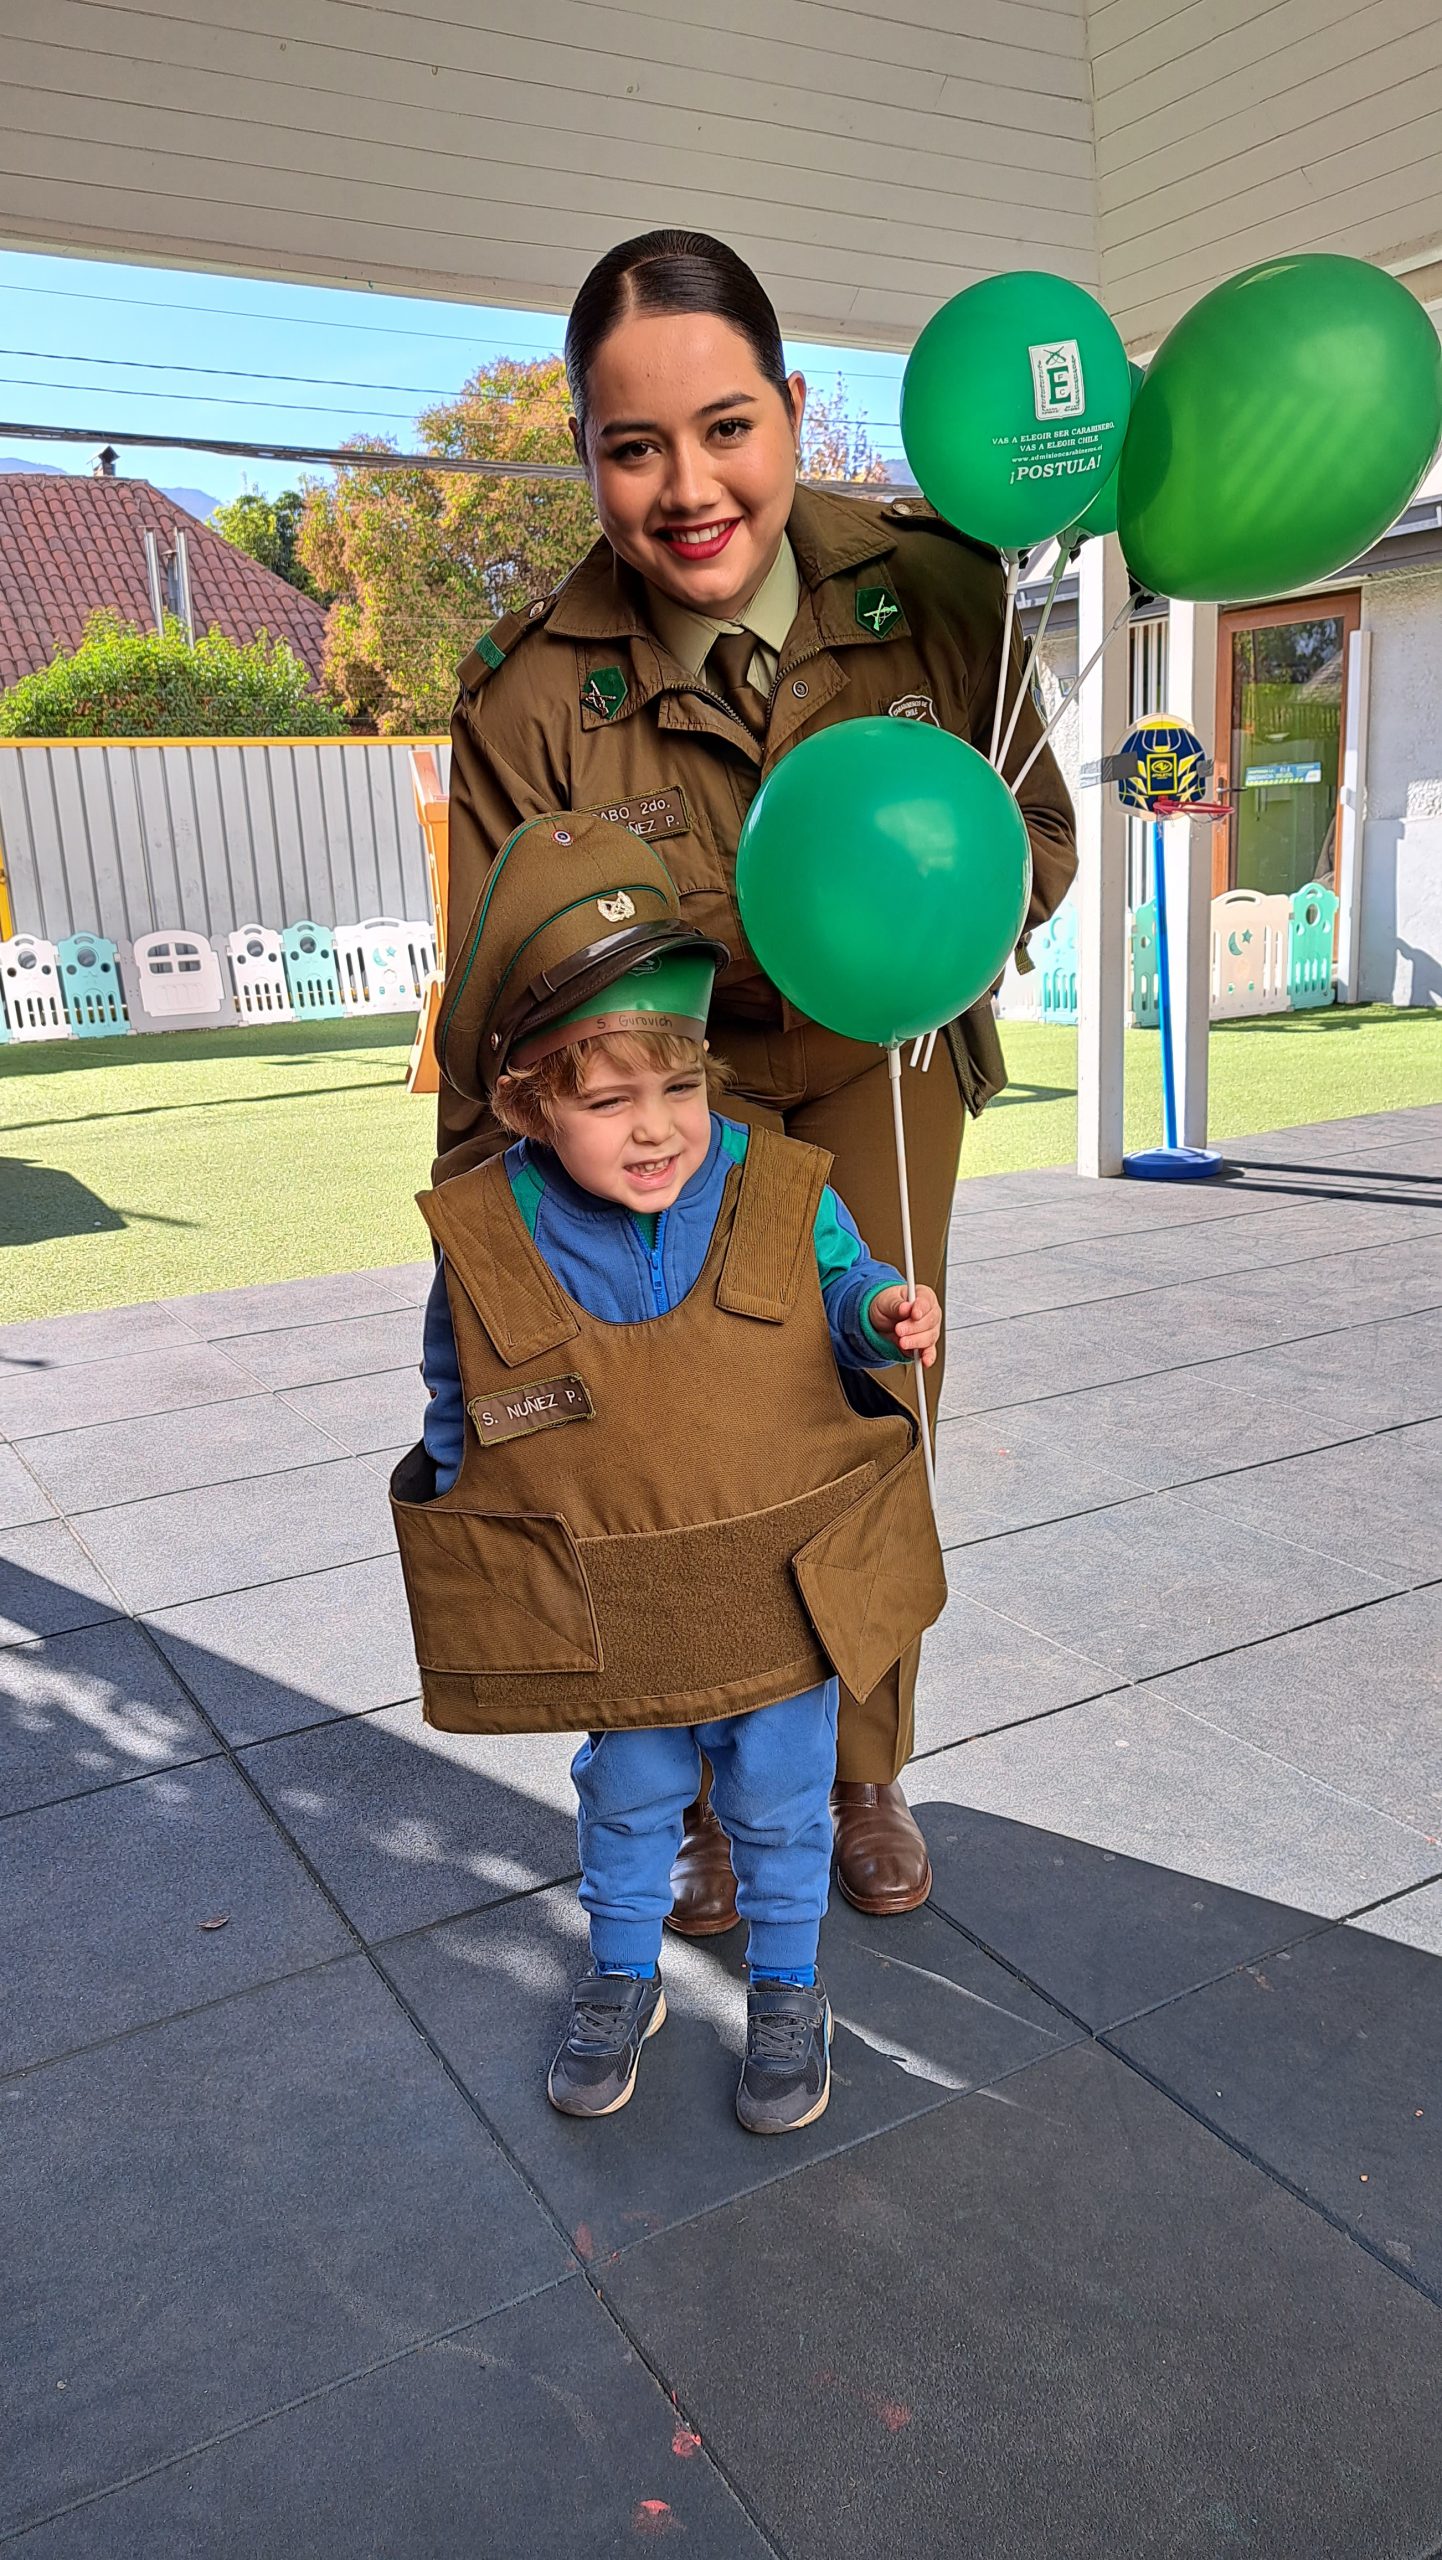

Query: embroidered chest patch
[
  {"left": 888, "top": 693, "right": 940, "bottom": 724},
  {"left": 468, "top": 1374, "right": 595, "bottom": 1447},
  {"left": 855, "top": 585, "right": 903, "bottom": 637}
]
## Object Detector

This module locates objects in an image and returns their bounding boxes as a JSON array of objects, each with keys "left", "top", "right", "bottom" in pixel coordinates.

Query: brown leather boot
[
  {"left": 664, "top": 1795, "right": 740, "bottom": 1937},
  {"left": 831, "top": 1781, "right": 932, "bottom": 1916}
]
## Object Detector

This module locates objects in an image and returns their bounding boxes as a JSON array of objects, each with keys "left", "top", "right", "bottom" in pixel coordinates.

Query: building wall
[
  {"left": 0, "top": 736, "right": 445, "bottom": 952},
  {"left": 1358, "top": 565, "right": 1442, "bottom": 1006},
  {"left": 0, "top": 0, "right": 1095, "bottom": 349},
  {"left": 1092, "top": 0, "right": 1442, "bottom": 346}
]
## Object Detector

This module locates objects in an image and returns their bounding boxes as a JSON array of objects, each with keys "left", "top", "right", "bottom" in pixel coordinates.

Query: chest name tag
[
  {"left": 583, "top": 787, "right": 691, "bottom": 841},
  {"left": 468, "top": 1374, "right": 594, "bottom": 1448}
]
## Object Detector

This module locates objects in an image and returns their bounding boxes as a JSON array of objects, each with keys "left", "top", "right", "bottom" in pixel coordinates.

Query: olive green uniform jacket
[{"left": 436, "top": 485, "right": 1077, "bottom": 1184}]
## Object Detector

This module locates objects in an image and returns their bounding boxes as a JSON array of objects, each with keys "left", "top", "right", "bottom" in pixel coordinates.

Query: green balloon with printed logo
[
  {"left": 901, "top": 272, "right": 1133, "bottom": 551},
  {"left": 1118, "top": 255, "right": 1442, "bottom": 602},
  {"left": 735, "top": 717, "right": 1031, "bottom": 1047},
  {"left": 1066, "top": 361, "right": 1145, "bottom": 542}
]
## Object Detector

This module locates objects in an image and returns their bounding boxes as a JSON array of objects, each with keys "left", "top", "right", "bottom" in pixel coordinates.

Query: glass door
[{"left": 1212, "top": 593, "right": 1360, "bottom": 898}]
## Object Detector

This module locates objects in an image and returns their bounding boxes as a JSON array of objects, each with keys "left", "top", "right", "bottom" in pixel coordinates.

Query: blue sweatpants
[{"left": 571, "top": 1679, "right": 839, "bottom": 1978}]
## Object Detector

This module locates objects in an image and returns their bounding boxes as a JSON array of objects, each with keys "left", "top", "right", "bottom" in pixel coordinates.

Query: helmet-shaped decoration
[{"left": 1114, "top": 716, "right": 1209, "bottom": 814}]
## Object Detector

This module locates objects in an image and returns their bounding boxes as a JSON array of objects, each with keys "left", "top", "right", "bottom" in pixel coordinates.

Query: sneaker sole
[
  {"left": 736, "top": 2006, "right": 832, "bottom": 2136},
  {"left": 547, "top": 1987, "right": 667, "bottom": 2119}
]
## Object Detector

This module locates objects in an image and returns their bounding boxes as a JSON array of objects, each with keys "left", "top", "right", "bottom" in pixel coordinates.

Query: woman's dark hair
[{"left": 565, "top": 229, "right": 790, "bottom": 447}]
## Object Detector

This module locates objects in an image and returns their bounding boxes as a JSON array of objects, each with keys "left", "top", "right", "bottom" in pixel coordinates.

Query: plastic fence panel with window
[
  {"left": 281, "top": 920, "right": 344, "bottom": 1019},
  {"left": 1035, "top": 901, "right": 1078, "bottom": 1025},
  {"left": 129, "top": 930, "right": 228, "bottom": 1026},
  {"left": 1210, "top": 892, "right": 1290, "bottom": 1018},
  {"left": 57, "top": 932, "right": 129, "bottom": 1036},
  {"left": 226, "top": 925, "right": 295, "bottom": 1022},
  {"left": 0, "top": 934, "right": 71, "bottom": 1040},
  {"left": 333, "top": 918, "right": 436, "bottom": 1015},
  {"left": 1288, "top": 885, "right": 1338, "bottom": 1010}
]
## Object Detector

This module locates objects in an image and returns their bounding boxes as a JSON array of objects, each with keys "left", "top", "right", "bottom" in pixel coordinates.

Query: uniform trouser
[
  {"left": 718, "top": 1027, "right": 965, "bottom": 1787},
  {"left": 573, "top": 1681, "right": 840, "bottom": 1977}
]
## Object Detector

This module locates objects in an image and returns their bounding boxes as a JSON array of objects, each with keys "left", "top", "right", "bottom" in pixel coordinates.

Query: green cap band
[{"left": 509, "top": 947, "right": 718, "bottom": 1069}]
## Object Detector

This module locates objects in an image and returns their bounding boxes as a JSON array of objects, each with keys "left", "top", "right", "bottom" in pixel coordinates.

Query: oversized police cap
[{"left": 436, "top": 809, "right": 731, "bottom": 1102}]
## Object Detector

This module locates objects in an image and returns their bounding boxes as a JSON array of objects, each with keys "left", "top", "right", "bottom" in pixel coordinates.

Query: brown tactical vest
[{"left": 390, "top": 1126, "right": 946, "bottom": 1736}]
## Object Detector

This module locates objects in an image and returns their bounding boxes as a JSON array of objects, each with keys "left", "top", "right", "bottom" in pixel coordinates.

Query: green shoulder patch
[
  {"left": 457, "top": 591, "right": 555, "bottom": 695},
  {"left": 582, "top": 664, "right": 630, "bottom": 722},
  {"left": 855, "top": 584, "right": 904, "bottom": 638}
]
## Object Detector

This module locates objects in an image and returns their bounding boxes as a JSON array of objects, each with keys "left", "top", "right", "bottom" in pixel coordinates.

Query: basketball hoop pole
[{"left": 1124, "top": 800, "right": 1227, "bottom": 1183}]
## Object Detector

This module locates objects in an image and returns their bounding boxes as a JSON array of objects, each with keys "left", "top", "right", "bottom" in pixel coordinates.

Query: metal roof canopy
[{"left": 1, "top": 0, "right": 1438, "bottom": 353}]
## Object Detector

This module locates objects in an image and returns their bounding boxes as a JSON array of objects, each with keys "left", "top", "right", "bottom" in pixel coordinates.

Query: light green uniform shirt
[{"left": 644, "top": 535, "right": 801, "bottom": 703}]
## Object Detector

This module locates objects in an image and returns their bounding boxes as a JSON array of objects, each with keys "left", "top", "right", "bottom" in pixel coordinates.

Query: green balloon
[
  {"left": 735, "top": 719, "right": 1032, "bottom": 1047},
  {"left": 1119, "top": 255, "right": 1442, "bottom": 603},
  {"left": 901, "top": 271, "right": 1133, "bottom": 552},
  {"left": 1066, "top": 361, "right": 1145, "bottom": 542}
]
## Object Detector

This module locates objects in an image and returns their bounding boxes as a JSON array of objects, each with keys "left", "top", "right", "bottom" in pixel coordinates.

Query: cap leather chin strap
[
  {"left": 419, "top": 1168, "right": 579, "bottom": 1368},
  {"left": 715, "top": 1126, "right": 833, "bottom": 1324}
]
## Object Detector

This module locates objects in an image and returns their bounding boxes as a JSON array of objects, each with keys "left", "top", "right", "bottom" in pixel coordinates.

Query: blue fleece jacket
[{"left": 421, "top": 1113, "right": 907, "bottom": 1493}]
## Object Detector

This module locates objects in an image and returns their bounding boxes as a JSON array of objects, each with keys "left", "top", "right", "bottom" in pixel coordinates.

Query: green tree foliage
[
  {"left": 799, "top": 376, "right": 890, "bottom": 485},
  {"left": 0, "top": 612, "right": 348, "bottom": 738},
  {"left": 297, "top": 358, "right": 597, "bottom": 733},
  {"left": 211, "top": 485, "right": 326, "bottom": 597}
]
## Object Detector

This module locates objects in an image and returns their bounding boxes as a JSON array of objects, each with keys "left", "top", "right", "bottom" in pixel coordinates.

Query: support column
[
  {"left": 1166, "top": 597, "right": 1219, "bottom": 1150},
  {"left": 1335, "top": 626, "right": 1372, "bottom": 1004},
  {"left": 1074, "top": 536, "right": 1131, "bottom": 1178}
]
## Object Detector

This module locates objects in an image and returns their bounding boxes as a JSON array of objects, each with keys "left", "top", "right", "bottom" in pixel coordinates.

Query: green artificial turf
[{"left": 2, "top": 1005, "right": 1438, "bottom": 1323}]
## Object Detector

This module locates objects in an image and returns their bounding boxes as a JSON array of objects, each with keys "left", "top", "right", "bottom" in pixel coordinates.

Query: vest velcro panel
[
  {"left": 420, "top": 1174, "right": 578, "bottom": 1367},
  {"left": 716, "top": 1126, "right": 832, "bottom": 1322}
]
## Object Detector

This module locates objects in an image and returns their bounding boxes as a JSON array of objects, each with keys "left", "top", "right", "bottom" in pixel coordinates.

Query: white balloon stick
[
  {"left": 996, "top": 542, "right": 1073, "bottom": 772},
  {"left": 1009, "top": 589, "right": 1135, "bottom": 794},
  {"left": 987, "top": 552, "right": 1021, "bottom": 768},
  {"left": 887, "top": 1041, "right": 939, "bottom": 1518}
]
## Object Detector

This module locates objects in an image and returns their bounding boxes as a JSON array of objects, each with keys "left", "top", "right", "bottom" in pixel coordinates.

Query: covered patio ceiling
[{"left": 1, "top": 0, "right": 1440, "bottom": 351}]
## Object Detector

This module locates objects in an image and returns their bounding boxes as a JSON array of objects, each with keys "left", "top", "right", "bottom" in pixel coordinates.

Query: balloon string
[
  {"left": 996, "top": 542, "right": 1071, "bottom": 773},
  {"left": 987, "top": 552, "right": 1021, "bottom": 767},
  {"left": 887, "top": 1041, "right": 939, "bottom": 1520},
  {"left": 1010, "top": 590, "right": 1135, "bottom": 795}
]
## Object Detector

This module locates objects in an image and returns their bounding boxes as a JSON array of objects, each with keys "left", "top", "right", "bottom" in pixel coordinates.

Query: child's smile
[{"left": 548, "top": 1047, "right": 713, "bottom": 1213}]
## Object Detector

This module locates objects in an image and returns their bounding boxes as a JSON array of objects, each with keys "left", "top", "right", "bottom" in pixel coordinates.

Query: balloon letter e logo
[{"left": 1030, "top": 341, "right": 1085, "bottom": 420}]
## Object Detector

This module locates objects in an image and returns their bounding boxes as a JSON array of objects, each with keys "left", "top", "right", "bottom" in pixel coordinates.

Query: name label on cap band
[
  {"left": 583, "top": 788, "right": 691, "bottom": 841},
  {"left": 468, "top": 1374, "right": 595, "bottom": 1447}
]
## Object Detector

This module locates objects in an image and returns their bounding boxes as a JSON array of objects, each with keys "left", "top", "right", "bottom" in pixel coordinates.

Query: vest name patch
[{"left": 468, "top": 1374, "right": 594, "bottom": 1446}]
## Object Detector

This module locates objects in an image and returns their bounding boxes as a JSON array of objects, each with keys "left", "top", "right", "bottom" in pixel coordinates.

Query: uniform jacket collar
[{"left": 545, "top": 486, "right": 897, "bottom": 650}]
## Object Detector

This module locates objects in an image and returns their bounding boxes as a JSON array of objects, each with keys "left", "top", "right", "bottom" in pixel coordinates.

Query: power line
[
  {"left": 0, "top": 416, "right": 916, "bottom": 494},
  {"left": 0, "top": 276, "right": 908, "bottom": 384}
]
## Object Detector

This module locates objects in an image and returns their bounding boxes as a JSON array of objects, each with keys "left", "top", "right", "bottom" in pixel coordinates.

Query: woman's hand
[{"left": 867, "top": 1283, "right": 942, "bottom": 1368}]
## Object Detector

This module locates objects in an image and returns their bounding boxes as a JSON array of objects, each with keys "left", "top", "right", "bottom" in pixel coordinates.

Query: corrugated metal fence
[{"left": 0, "top": 736, "right": 451, "bottom": 946}]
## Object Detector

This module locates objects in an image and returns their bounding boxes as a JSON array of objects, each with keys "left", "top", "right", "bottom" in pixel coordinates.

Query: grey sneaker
[
  {"left": 547, "top": 1971, "right": 666, "bottom": 2119},
  {"left": 736, "top": 1976, "right": 832, "bottom": 2135}
]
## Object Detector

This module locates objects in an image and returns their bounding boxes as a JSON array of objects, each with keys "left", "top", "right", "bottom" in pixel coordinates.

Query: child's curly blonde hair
[{"left": 492, "top": 1028, "right": 734, "bottom": 1142}]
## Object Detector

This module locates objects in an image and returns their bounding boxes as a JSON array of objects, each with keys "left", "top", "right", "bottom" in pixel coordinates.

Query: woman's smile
[{"left": 654, "top": 519, "right": 740, "bottom": 562}]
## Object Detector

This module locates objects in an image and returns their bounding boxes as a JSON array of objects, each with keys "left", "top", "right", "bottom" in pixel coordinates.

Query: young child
[{"left": 391, "top": 812, "right": 945, "bottom": 2136}]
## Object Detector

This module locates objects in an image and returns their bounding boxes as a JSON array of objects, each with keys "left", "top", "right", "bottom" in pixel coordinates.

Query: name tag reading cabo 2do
[{"left": 467, "top": 1375, "right": 595, "bottom": 1448}]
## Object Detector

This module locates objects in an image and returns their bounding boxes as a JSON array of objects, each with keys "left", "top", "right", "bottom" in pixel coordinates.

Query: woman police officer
[{"left": 434, "top": 229, "right": 1077, "bottom": 1931}]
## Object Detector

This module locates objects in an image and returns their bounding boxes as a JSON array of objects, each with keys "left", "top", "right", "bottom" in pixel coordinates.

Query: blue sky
[{"left": 0, "top": 250, "right": 909, "bottom": 515}]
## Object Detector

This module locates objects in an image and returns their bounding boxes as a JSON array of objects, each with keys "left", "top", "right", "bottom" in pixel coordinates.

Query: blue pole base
[{"left": 1123, "top": 1146, "right": 1225, "bottom": 1183}]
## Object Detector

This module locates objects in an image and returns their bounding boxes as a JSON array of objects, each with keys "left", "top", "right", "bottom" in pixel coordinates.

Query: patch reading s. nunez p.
[
  {"left": 582, "top": 787, "right": 690, "bottom": 840},
  {"left": 467, "top": 1374, "right": 594, "bottom": 1447}
]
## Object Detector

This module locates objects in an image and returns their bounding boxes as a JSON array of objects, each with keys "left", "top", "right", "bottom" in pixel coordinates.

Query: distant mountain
[{"left": 0, "top": 455, "right": 221, "bottom": 521}]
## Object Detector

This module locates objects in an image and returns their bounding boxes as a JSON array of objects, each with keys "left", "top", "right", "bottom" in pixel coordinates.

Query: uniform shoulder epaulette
[
  {"left": 882, "top": 498, "right": 1001, "bottom": 566},
  {"left": 457, "top": 588, "right": 559, "bottom": 694}
]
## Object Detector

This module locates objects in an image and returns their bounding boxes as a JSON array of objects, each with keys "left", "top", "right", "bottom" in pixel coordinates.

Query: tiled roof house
[{"left": 0, "top": 473, "right": 329, "bottom": 690}]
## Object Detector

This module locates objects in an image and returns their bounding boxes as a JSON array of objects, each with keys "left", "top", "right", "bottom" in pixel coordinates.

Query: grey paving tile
[
  {"left": 935, "top": 1282, "right": 1298, "bottom": 1419},
  {"left": 0, "top": 1298, "right": 196, "bottom": 1374},
  {"left": 0, "top": 1618, "right": 216, "bottom": 1817},
  {"left": 217, "top": 1306, "right": 426, "bottom": 1391},
  {"left": 0, "top": 1339, "right": 255, "bottom": 1441},
  {"left": 958, "top": 1365, "right": 1373, "bottom": 1497},
  {"left": 1206, "top": 1310, "right": 1442, "bottom": 1435},
  {"left": 947, "top": 1200, "right": 1438, "bottom": 1321},
  {"left": 1150, "top": 1586, "right": 1442, "bottom": 1835},
  {"left": 240, "top": 1698, "right": 581, "bottom": 1940},
  {"left": 2, "top": 1961, "right": 569, "bottom": 2540},
  {"left": 933, "top": 1408, "right": 1146, "bottom": 1544},
  {"left": 1188, "top": 1417, "right": 1442, "bottom": 1583},
  {"left": 281, "top": 1364, "right": 428, "bottom": 1457},
  {"left": 13, "top": 2280, "right": 769, "bottom": 2560},
  {"left": 17, "top": 1393, "right": 343, "bottom": 1512},
  {"left": 0, "top": 1439, "right": 51, "bottom": 1528},
  {"left": 605, "top": 2041, "right": 1442, "bottom": 2560},
  {"left": 162, "top": 1259, "right": 432, "bottom": 1337},
  {"left": 72, "top": 1455, "right": 394, "bottom": 1613},
  {"left": 1214, "top": 1237, "right": 1442, "bottom": 1334},
  {"left": 0, "top": 1755, "right": 350, "bottom": 2072},
  {"left": 385, "top": 1883, "right": 1074, "bottom": 2262},
  {"left": 912, "top": 1688, "right": 1440, "bottom": 1940},
  {"left": 0, "top": 1517, "right": 121, "bottom": 1648},
  {"left": 913, "top": 1579, "right": 1118, "bottom": 1756},
  {"left": 919, "top": 1800, "right": 1322, "bottom": 2031},
  {"left": 1354, "top": 1881, "right": 1442, "bottom": 1955},
  {"left": 361, "top": 1443, "right": 413, "bottom": 1479},
  {"left": 1112, "top": 1924, "right": 1442, "bottom": 2301},
  {"left": 145, "top": 1552, "right": 419, "bottom": 1746},
  {"left": 938, "top": 1485, "right": 1395, "bottom": 1680}
]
